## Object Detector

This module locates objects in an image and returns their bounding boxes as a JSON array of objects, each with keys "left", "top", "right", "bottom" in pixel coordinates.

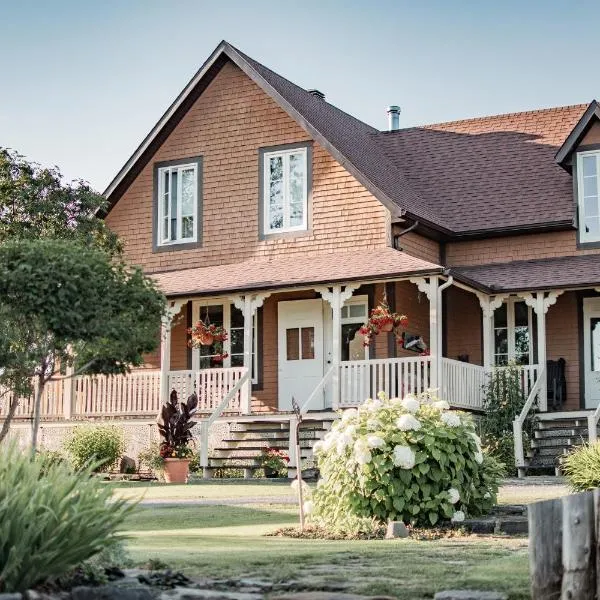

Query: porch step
[{"left": 206, "top": 415, "right": 334, "bottom": 475}]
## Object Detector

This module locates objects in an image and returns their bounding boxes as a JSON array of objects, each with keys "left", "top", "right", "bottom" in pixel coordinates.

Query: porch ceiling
[
  {"left": 151, "top": 248, "right": 442, "bottom": 297},
  {"left": 450, "top": 253, "right": 600, "bottom": 293}
]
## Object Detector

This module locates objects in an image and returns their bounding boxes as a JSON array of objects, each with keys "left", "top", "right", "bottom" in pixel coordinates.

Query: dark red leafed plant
[{"left": 157, "top": 390, "right": 198, "bottom": 458}]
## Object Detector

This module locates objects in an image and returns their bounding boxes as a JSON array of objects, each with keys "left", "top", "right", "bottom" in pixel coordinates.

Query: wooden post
[
  {"left": 529, "top": 497, "right": 563, "bottom": 599},
  {"left": 331, "top": 285, "right": 342, "bottom": 410},
  {"left": 160, "top": 315, "right": 172, "bottom": 406},
  {"left": 561, "top": 491, "right": 595, "bottom": 599},
  {"left": 535, "top": 292, "right": 548, "bottom": 412},
  {"left": 242, "top": 296, "right": 253, "bottom": 415}
]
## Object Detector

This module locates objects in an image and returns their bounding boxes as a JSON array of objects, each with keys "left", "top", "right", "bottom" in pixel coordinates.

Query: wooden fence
[{"left": 529, "top": 490, "right": 599, "bottom": 599}]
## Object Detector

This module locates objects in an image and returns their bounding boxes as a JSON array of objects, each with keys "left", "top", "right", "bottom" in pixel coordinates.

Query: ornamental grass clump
[
  {"left": 310, "top": 391, "right": 502, "bottom": 534},
  {"left": 562, "top": 442, "right": 600, "bottom": 491},
  {"left": 0, "top": 443, "right": 134, "bottom": 593}
]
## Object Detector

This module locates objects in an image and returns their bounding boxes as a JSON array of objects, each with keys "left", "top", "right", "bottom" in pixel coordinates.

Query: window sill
[
  {"left": 577, "top": 238, "right": 600, "bottom": 250},
  {"left": 259, "top": 229, "right": 312, "bottom": 241},
  {"left": 153, "top": 241, "right": 203, "bottom": 253}
]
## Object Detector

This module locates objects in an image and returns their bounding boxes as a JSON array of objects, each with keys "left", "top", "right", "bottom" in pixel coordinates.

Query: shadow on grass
[{"left": 124, "top": 504, "right": 297, "bottom": 531}]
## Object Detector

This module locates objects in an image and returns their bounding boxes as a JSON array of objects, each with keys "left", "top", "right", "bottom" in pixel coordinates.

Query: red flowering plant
[
  {"left": 187, "top": 320, "right": 229, "bottom": 361},
  {"left": 259, "top": 447, "right": 290, "bottom": 477},
  {"left": 359, "top": 299, "right": 409, "bottom": 347}
]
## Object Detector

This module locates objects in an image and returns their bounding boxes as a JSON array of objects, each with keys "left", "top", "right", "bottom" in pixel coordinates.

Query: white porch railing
[
  {"left": 513, "top": 366, "right": 545, "bottom": 475},
  {"left": 441, "top": 358, "right": 487, "bottom": 411},
  {"left": 168, "top": 367, "right": 247, "bottom": 414},
  {"left": 340, "top": 356, "right": 432, "bottom": 406},
  {"left": 0, "top": 378, "right": 66, "bottom": 419}
]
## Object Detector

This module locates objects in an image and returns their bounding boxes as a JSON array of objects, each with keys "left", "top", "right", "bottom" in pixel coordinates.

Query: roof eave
[{"left": 555, "top": 100, "right": 600, "bottom": 169}]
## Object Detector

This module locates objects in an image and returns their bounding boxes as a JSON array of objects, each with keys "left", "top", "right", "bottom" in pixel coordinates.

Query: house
[{"left": 9, "top": 41, "right": 600, "bottom": 475}]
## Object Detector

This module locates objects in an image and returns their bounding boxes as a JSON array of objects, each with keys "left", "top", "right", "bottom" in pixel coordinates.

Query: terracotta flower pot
[
  {"left": 163, "top": 458, "right": 191, "bottom": 483},
  {"left": 198, "top": 331, "right": 214, "bottom": 346}
]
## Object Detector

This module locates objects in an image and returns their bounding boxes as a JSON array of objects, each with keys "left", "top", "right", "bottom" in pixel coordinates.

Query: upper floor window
[
  {"left": 154, "top": 157, "right": 202, "bottom": 250},
  {"left": 261, "top": 145, "right": 309, "bottom": 236},
  {"left": 577, "top": 151, "right": 600, "bottom": 244}
]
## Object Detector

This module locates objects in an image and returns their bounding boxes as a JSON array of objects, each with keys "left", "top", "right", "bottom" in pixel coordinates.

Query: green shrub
[
  {"left": 0, "top": 442, "right": 134, "bottom": 592},
  {"left": 310, "top": 391, "right": 502, "bottom": 534},
  {"left": 479, "top": 364, "right": 536, "bottom": 471},
  {"left": 64, "top": 425, "right": 124, "bottom": 472},
  {"left": 563, "top": 443, "right": 600, "bottom": 491}
]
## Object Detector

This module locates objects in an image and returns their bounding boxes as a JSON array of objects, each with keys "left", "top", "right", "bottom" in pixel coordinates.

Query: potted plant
[
  {"left": 359, "top": 299, "right": 409, "bottom": 347},
  {"left": 188, "top": 321, "right": 228, "bottom": 347},
  {"left": 259, "top": 447, "right": 289, "bottom": 478},
  {"left": 157, "top": 389, "right": 198, "bottom": 483}
]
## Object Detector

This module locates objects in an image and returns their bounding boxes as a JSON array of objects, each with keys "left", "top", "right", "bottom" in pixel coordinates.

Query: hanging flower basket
[
  {"left": 359, "top": 299, "right": 408, "bottom": 347},
  {"left": 188, "top": 321, "right": 228, "bottom": 348}
]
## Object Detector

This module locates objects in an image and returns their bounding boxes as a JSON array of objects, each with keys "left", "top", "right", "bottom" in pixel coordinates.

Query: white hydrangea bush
[{"left": 310, "top": 391, "right": 501, "bottom": 531}]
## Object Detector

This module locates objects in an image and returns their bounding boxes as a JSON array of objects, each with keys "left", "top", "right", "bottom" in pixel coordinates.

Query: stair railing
[
  {"left": 512, "top": 366, "right": 545, "bottom": 477},
  {"left": 198, "top": 368, "right": 250, "bottom": 473},
  {"left": 587, "top": 405, "right": 600, "bottom": 443},
  {"left": 288, "top": 366, "right": 335, "bottom": 469}
]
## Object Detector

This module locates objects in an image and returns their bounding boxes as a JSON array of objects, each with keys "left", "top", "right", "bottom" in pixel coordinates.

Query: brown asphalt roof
[
  {"left": 103, "top": 40, "right": 589, "bottom": 238},
  {"left": 376, "top": 104, "right": 587, "bottom": 235},
  {"left": 450, "top": 253, "right": 600, "bottom": 293},
  {"left": 151, "top": 248, "right": 442, "bottom": 297}
]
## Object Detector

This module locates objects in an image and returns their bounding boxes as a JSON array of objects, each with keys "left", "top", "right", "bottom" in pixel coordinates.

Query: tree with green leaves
[
  {"left": 0, "top": 239, "right": 165, "bottom": 449},
  {"left": 0, "top": 148, "right": 120, "bottom": 254}
]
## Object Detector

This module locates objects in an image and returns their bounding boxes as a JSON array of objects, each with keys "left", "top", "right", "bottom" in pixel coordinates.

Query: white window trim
[
  {"left": 577, "top": 150, "right": 600, "bottom": 244},
  {"left": 493, "top": 297, "right": 534, "bottom": 366},
  {"left": 157, "top": 162, "right": 198, "bottom": 247},
  {"left": 341, "top": 295, "right": 369, "bottom": 361},
  {"left": 191, "top": 300, "right": 258, "bottom": 384},
  {"left": 263, "top": 147, "right": 308, "bottom": 235}
]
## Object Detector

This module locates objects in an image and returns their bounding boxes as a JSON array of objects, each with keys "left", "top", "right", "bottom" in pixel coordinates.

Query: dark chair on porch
[{"left": 546, "top": 358, "right": 566, "bottom": 411}]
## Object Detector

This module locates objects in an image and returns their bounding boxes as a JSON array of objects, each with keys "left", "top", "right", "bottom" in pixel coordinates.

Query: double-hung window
[
  {"left": 155, "top": 158, "right": 201, "bottom": 248},
  {"left": 493, "top": 298, "right": 535, "bottom": 366},
  {"left": 577, "top": 150, "right": 600, "bottom": 244},
  {"left": 262, "top": 145, "right": 309, "bottom": 235}
]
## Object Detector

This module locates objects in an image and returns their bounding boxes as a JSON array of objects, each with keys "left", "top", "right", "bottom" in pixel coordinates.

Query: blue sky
[{"left": 2, "top": 0, "right": 600, "bottom": 191}]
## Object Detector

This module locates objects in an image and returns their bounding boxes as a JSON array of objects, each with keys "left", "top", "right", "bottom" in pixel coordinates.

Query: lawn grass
[
  {"left": 110, "top": 479, "right": 294, "bottom": 502},
  {"left": 122, "top": 504, "right": 530, "bottom": 600}
]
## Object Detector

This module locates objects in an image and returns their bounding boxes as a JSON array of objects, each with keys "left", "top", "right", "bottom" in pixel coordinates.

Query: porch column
[
  {"left": 428, "top": 277, "right": 439, "bottom": 388},
  {"left": 160, "top": 300, "right": 185, "bottom": 405},
  {"left": 233, "top": 292, "right": 271, "bottom": 415},
  {"left": 522, "top": 290, "right": 562, "bottom": 412},
  {"left": 331, "top": 285, "right": 342, "bottom": 409}
]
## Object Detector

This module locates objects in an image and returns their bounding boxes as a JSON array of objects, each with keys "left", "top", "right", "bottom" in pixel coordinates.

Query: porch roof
[
  {"left": 450, "top": 253, "right": 600, "bottom": 293},
  {"left": 152, "top": 248, "right": 442, "bottom": 297}
]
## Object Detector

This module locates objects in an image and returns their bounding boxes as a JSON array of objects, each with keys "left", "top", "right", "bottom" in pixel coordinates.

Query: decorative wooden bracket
[
  {"left": 521, "top": 290, "right": 564, "bottom": 314},
  {"left": 231, "top": 292, "right": 272, "bottom": 315},
  {"left": 315, "top": 283, "right": 360, "bottom": 307},
  {"left": 476, "top": 293, "right": 509, "bottom": 318},
  {"left": 409, "top": 277, "right": 433, "bottom": 300},
  {"left": 163, "top": 299, "right": 186, "bottom": 325}
]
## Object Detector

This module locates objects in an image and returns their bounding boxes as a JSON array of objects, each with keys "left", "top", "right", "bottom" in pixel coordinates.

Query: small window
[
  {"left": 577, "top": 151, "right": 600, "bottom": 244},
  {"left": 262, "top": 146, "right": 308, "bottom": 235},
  {"left": 156, "top": 160, "right": 200, "bottom": 247}
]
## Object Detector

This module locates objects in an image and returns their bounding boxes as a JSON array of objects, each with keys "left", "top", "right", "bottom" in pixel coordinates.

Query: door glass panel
[
  {"left": 349, "top": 304, "right": 367, "bottom": 319},
  {"left": 592, "top": 318, "right": 600, "bottom": 371},
  {"left": 199, "top": 305, "right": 224, "bottom": 368},
  {"left": 342, "top": 323, "right": 365, "bottom": 361},
  {"left": 494, "top": 328, "right": 508, "bottom": 355},
  {"left": 494, "top": 303, "right": 507, "bottom": 328},
  {"left": 301, "top": 327, "right": 315, "bottom": 360},
  {"left": 286, "top": 328, "right": 300, "bottom": 360}
]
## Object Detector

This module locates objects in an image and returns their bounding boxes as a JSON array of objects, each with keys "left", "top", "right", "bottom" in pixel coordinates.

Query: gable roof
[
  {"left": 103, "top": 41, "right": 442, "bottom": 230},
  {"left": 103, "top": 41, "right": 589, "bottom": 238},
  {"left": 555, "top": 100, "right": 600, "bottom": 167}
]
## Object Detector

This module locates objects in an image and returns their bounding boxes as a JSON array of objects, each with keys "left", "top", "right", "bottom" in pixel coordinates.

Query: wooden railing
[
  {"left": 339, "top": 356, "right": 432, "bottom": 406},
  {"left": 441, "top": 358, "right": 487, "bottom": 411},
  {"left": 512, "top": 366, "right": 545, "bottom": 475},
  {"left": 0, "top": 367, "right": 246, "bottom": 421}
]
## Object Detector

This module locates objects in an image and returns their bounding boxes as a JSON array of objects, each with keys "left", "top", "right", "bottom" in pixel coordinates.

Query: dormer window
[
  {"left": 577, "top": 150, "right": 600, "bottom": 244},
  {"left": 259, "top": 143, "right": 311, "bottom": 237}
]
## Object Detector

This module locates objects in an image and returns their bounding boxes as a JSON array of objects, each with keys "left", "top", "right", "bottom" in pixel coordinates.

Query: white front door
[
  {"left": 278, "top": 299, "right": 324, "bottom": 411},
  {"left": 583, "top": 298, "right": 600, "bottom": 408}
]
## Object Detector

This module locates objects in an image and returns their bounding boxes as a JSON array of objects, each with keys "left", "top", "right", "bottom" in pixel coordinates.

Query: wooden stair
[
  {"left": 206, "top": 415, "right": 334, "bottom": 477},
  {"left": 524, "top": 414, "right": 592, "bottom": 475}
]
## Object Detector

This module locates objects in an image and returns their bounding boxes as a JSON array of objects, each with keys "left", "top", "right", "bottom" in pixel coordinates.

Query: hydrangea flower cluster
[{"left": 310, "top": 390, "right": 501, "bottom": 532}]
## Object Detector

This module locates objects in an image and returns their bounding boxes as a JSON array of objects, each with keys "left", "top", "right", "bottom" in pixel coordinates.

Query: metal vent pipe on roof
[
  {"left": 308, "top": 89, "right": 325, "bottom": 100},
  {"left": 387, "top": 105, "right": 401, "bottom": 131}
]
